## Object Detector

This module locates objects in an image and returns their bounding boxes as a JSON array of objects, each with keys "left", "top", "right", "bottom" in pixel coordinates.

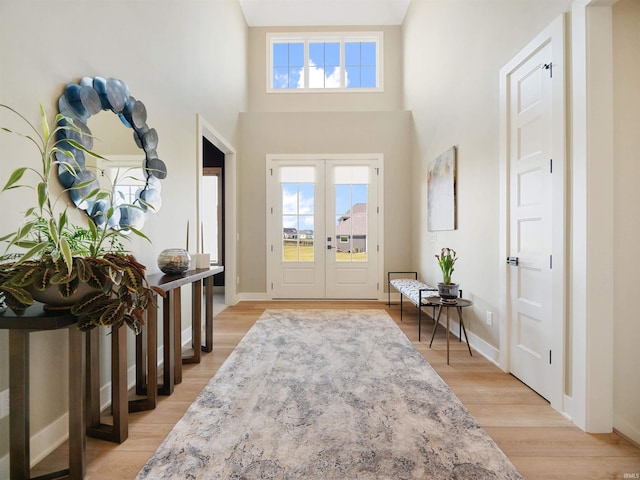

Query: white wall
[
  {"left": 402, "top": 0, "right": 573, "bottom": 348},
  {"left": 0, "top": 0, "right": 248, "bottom": 466},
  {"left": 612, "top": 0, "right": 640, "bottom": 444},
  {"left": 403, "top": 0, "right": 640, "bottom": 443},
  {"left": 238, "top": 110, "right": 413, "bottom": 295},
  {"left": 238, "top": 25, "right": 412, "bottom": 296}
]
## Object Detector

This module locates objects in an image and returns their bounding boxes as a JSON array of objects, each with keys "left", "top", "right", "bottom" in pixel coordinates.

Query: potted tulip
[{"left": 435, "top": 247, "right": 459, "bottom": 302}]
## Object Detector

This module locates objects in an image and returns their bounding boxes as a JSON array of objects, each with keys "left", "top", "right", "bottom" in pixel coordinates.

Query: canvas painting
[{"left": 427, "top": 146, "right": 457, "bottom": 231}]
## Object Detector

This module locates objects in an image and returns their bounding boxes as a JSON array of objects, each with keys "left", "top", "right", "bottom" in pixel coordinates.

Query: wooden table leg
[
  {"left": 68, "top": 326, "right": 86, "bottom": 479},
  {"left": 160, "top": 293, "right": 175, "bottom": 395},
  {"left": 8, "top": 330, "right": 29, "bottom": 480},
  {"left": 183, "top": 280, "right": 202, "bottom": 364},
  {"left": 10, "top": 327, "right": 86, "bottom": 479},
  {"left": 131, "top": 301, "right": 158, "bottom": 411},
  {"left": 203, "top": 276, "right": 214, "bottom": 353},
  {"left": 86, "top": 325, "right": 128, "bottom": 443},
  {"left": 173, "top": 287, "right": 183, "bottom": 384},
  {"left": 111, "top": 325, "right": 128, "bottom": 442},
  {"left": 85, "top": 328, "right": 100, "bottom": 433}
]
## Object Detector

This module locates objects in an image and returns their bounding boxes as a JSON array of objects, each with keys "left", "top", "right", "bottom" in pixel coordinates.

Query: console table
[
  {"left": 144, "top": 266, "right": 224, "bottom": 396},
  {"left": 0, "top": 305, "right": 85, "bottom": 480},
  {"left": 84, "top": 266, "right": 223, "bottom": 444}
]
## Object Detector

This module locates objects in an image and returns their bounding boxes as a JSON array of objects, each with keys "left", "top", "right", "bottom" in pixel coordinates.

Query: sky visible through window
[
  {"left": 281, "top": 182, "right": 367, "bottom": 233},
  {"left": 272, "top": 41, "right": 377, "bottom": 89}
]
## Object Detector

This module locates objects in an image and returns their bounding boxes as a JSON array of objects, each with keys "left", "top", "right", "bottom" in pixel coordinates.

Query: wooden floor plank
[{"left": 30, "top": 300, "right": 640, "bottom": 479}]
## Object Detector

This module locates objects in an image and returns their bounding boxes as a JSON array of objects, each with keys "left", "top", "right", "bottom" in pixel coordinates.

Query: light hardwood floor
[{"left": 33, "top": 301, "right": 640, "bottom": 479}]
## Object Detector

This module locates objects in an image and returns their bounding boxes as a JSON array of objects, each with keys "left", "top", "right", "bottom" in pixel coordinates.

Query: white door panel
[{"left": 508, "top": 41, "right": 553, "bottom": 400}]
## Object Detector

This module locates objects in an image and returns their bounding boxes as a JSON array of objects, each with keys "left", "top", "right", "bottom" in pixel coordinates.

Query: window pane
[
  {"left": 282, "top": 183, "right": 298, "bottom": 214},
  {"left": 335, "top": 184, "right": 351, "bottom": 217},
  {"left": 281, "top": 175, "right": 314, "bottom": 262},
  {"left": 361, "top": 42, "right": 376, "bottom": 65},
  {"left": 272, "top": 42, "right": 304, "bottom": 89},
  {"left": 325, "top": 42, "right": 340, "bottom": 67},
  {"left": 345, "top": 42, "right": 360, "bottom": 66},
  {"left": 361, "top": 66, "right": 376, "bottom": 88},
  {"left": 334, "top": 173, "right": 368, "bottom": 262},
  {"left": 289, "top": 67, "right": 302, "bottom": 88},
  {"left": 273, "top": 67, "right": 288, "bottom": 89},
  {"left": 309, "top": 43, "right": 324, "bottom": 66},
  {"left": 273, "top": 43, "right": 289, "bottom": 67},
  {"left": 298, "top": 183, "right": 314, "bottom": 213},
  {"left": 352, "top": 184, "right": 368, "bottom": 210},
  {"left": 345, "top": 65, "right": 361, "bottom": 88},
  {"left": 309, "top": 42, "right": 341, "bottom": 88},
  {"left": 290, "top": 43, "right": 304, "bottom": 67}
]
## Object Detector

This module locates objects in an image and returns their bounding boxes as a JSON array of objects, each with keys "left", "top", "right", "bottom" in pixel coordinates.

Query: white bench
[{"left": 387, "top": 271, "right": 438, "bottom": 341}]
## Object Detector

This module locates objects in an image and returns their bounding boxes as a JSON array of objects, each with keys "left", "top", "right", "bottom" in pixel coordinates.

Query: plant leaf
[
  {"left": 37, "top": 182, "right": 47, "bottom": 209},
  {"left": 39, "top": 104, "right": 50, "bottom": 141},
  {"left": 12, "top": 242, "right": 48, "bottom": 265},
  {"left": 60, "top": 237, "right": 73, "bottom": 274},
  {"left": 2, "top": 167, "right": 27, "bottom": 192},
  {"left": 48, "top": 218, "right": 59, "bottom": 244}
]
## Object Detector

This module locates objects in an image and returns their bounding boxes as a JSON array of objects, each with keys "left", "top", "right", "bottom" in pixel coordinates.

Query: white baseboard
[
  {"left": 237, "top": 292, "right": 269, "bottom": 301},
  {"left": 1, "top": 415, "right": 70, "bottom": 476},
  {"left": 30, "top": 413, "right": 69, "bottom": 467},
  {"left": 614, "top": 413, "right": 640, "bottom": 446},
  {"left": 442, "top": 317, "right": 501, "bottom": 368}
]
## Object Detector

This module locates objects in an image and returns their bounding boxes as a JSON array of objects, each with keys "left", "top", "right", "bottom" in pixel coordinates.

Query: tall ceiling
[{"left": 238, "top": 0, "right": 411, "bottom": 26}]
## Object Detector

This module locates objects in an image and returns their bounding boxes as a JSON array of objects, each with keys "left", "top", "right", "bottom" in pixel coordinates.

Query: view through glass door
[{"left": 268, "top": 156, "right": 380, "bottom": 299}]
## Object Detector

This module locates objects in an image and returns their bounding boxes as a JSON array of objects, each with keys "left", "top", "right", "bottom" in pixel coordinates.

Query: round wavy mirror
[{"left": 55, "top": 76, "right": 165, "bottom": 231}]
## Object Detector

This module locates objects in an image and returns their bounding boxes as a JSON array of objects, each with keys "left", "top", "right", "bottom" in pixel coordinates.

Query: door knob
[{"left": 507, "top": 257, "right": 519, "bottom": 266}]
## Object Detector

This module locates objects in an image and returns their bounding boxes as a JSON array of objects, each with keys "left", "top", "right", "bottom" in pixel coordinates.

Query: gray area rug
[{"left": 137, "top": 309, "right": 523, "bottom": 479}]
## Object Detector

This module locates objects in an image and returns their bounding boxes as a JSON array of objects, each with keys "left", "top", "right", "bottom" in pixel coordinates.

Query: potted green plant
[
  {"left": 0, "top": 103, "right": 164, "bottom": 333},
  {"left": 435, "top": 247, "right": 459, "bottom": 302}
]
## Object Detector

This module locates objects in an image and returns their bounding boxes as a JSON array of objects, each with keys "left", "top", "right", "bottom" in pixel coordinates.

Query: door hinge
[
  {"left": 377, "top": 206, "right": 379, "bottom": 214},
  {"left": 271, "top": 282, "right": 273, "bottom": 290},
  {"left": 377, "top": 282, "right": 380, "bottom": 290},
  {"left": 549, "top": 350, "right": 552, "bottom": 364},
  {"left": 376, "top": 168, "right": 379, "bottom": 175},
  {"left": 270, "top": 244, "right": 273, "bottom": 253},
  {"left": 550, "top": 158, "right": 553, "bottom": 173},
  {"left": 270, "top": 206, "right": 273, "bottom": 214},
  {"left": 270, "top": 168, "right": 273, "bottom": 176},
  {"left": 377, "top": 245, "right": 379, "bottom": 252},
  {"left": 549, "top": 255, "right": 553, "bottom": 269},
  {"left": 543, "top": 62, "right": 553, "bottom": 78}
]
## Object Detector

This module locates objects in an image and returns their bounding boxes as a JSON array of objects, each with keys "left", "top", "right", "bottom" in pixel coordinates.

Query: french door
[{"left": 267, "top": 156, "right": 381, "bottom": 299}]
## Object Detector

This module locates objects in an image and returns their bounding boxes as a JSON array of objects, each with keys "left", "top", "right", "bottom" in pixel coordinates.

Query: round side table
[{"left": 424, "top": 296, "right": 473, "bottom": 365}]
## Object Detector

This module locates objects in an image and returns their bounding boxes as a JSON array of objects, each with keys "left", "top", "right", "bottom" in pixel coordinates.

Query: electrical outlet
[
  {"left": 0, "top": 389, "right": 9, "bottom": 419},
  {"left": 486, "top": 311, "right": 493, "bottom": 326}
]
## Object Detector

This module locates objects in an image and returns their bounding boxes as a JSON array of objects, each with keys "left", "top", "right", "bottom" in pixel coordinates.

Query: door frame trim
[
  {"left": 498, "top": 14, "right": 566, "bottom": 412},
  {"left": 196, "top": 114, "right": 237, "bottom": 306},
  {"left": 266, "top": 153, "right": 385, "bottom": 301}
]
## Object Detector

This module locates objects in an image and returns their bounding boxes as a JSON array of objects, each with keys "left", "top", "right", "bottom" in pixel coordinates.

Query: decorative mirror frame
[{"left": 56, "top": 76, "right": 165, "bottom": 231}]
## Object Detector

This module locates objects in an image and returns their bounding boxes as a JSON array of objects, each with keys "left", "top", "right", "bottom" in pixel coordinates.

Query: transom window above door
[{"left": 267, "top": 32, "right": 383, "bottom": 92}]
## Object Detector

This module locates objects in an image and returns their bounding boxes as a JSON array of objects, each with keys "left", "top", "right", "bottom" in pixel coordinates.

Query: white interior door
[
  {"left": 268, "top": 156, "right": 380, "bottom": 299},
  {"left": 507, "top": 41, "right": 554, "bottom": 401}
]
